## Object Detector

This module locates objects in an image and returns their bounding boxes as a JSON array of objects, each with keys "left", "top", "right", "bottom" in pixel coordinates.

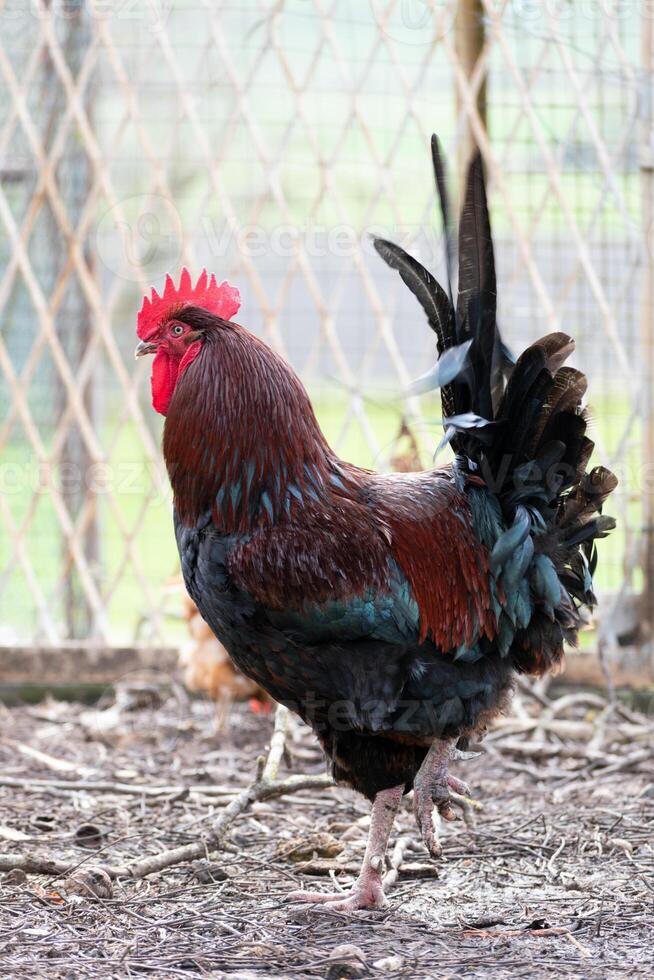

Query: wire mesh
[{"left": 0, "top": 0, "right": 646, "bottom": 648}]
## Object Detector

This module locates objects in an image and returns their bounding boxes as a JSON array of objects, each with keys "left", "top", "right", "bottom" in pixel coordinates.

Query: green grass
[{"left": 0, "top": 386, "right": 636, "bottom": 644}]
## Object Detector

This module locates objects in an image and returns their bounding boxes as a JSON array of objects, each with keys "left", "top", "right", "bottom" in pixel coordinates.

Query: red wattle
[
  {"left": 151, "top": 348, "right": 178, "bottom": 416},
  {"left": 151, "top": 342, "right": 203, "bottom": 416}
]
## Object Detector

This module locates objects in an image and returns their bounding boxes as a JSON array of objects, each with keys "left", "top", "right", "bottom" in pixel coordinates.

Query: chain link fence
[{"left": 0, "top": 0, "right": 650, "bottom": 661}]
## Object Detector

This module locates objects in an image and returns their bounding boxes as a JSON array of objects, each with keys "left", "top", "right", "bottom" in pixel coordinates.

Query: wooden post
[
  {"left": 455, "top": 0, "right": 487, "bottom": 176},
  {"left": 640, "top": 12, "right": 654, "bottom": 662}
]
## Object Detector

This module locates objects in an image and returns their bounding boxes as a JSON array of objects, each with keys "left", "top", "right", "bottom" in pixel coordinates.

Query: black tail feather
[
  {"left": 375, "top": 140, "right": 506, "bottom": 439},
  {"left": 372, "top": 238, "right": 454, "bottom": 357},
  {"left": 430, "top": 134, "right": 455, "bottom": 306},
  {"left": 373, "top": 133, "right": 617, "bottom": 677},
  {"left": 372, "top": 238, "right": 458, "bottom": 419},
  {"left": 456, "top": 151, "right": 497, "bottom": 425},
  {"left": 532, "top": 364, "right": 587, "bottom": 450}
]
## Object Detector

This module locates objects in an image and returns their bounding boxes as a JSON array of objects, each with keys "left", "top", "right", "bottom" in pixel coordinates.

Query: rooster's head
[{"left": 135, "top": 268, "right": 240, "bottom": 415}]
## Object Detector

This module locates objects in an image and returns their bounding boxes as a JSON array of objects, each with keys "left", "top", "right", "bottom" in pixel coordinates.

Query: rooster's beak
[{"left": 135, "top": 340, "right": 157, "bottom": 359}]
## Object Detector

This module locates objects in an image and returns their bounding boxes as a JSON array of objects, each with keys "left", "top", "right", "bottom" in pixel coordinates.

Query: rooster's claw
[{"left": 413, "top": 772, "right": 472, "bottom": 857}]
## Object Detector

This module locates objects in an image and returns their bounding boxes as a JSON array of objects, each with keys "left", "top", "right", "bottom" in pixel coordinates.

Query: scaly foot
[
  {"left": 413, "top": 771, "right": 470, "bottom": 856},
  {"left": 286, "top": 871, "right": 387, "bottom": 912},
  {"left": 413, "top": 740, "right": 473, "bottom": 857},
  {"left": 285, "top": 784, "right": 403, "bottom": 913}
]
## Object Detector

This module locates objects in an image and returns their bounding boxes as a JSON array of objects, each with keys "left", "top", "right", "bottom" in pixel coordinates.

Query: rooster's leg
[
  {"left": 286, "top": 783, "right": 403, "bottom": 911},
  {"left": 413, "top": 738, "right": 471, "bottom": 858}
]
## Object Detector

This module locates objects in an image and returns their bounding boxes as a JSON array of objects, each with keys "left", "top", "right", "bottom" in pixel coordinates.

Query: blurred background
[{"left": 0, "top": 0, "right": 652, "bottom": 695}]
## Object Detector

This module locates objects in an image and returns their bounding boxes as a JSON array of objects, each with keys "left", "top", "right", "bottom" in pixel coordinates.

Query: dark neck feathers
[{"left": 163, "top": 312, "right": 344, "bottom": 529}]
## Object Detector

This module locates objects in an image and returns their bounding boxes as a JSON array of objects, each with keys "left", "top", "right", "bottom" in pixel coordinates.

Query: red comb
[{"left": 137, "top": 268, "right": 240, "bottom": 340}]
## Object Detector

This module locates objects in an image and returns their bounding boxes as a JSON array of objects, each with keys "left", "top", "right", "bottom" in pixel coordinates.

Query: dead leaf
[
  {"left": 276, "top": 832, "right": 344, "bottom": 862},
  {"left": 63, "top": 867, "right": 113, "bottom": 899},
  {"left": 32, "top": 884, "right": 65, "bottom": 905}
]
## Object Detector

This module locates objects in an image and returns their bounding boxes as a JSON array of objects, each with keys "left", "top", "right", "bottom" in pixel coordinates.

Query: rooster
[{"left": 135, "top": 137, "right": 616, "bottom": 911}]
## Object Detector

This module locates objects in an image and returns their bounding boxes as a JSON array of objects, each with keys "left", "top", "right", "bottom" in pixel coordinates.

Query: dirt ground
[{"left": 0, "top": 681, "right": 652, "bottom": 979}]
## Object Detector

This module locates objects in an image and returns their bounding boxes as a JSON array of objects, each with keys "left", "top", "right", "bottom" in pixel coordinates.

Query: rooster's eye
[{"left": 171, "top": 324, "right": 184, "bottom": 336}]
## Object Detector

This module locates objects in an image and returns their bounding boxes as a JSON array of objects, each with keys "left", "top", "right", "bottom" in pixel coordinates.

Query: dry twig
[{"left": 0, "top": 705, "right": 333, "bottom": 881}]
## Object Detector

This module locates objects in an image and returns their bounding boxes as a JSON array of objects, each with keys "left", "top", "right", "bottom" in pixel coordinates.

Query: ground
[{"left": 0, "top": 683, "right": 652, "bottom": 979}]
